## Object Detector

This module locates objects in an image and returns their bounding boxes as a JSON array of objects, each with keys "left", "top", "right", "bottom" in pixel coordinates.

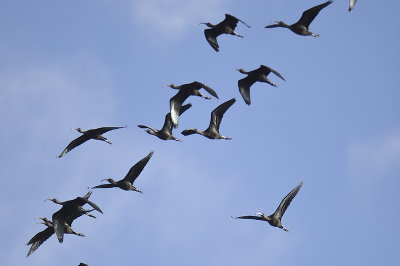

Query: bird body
[
  {"left": 232, "top": 182, "right": 303, "bottom": 231},
  {"left": 167, "top": 81, "right": 219, "bottom": 128},
  {"left": 92, "top": 151, "right": 154, "bottom": 192},
  {"left": 138, "top": 104, "right": 192, "bottom": 141},
  {"left": 201, "top": 14, "right": 250, "bottom": 52},
  {"left": 26, "top": 218, "right": 85, "bottom": 257},
  {"left": 181, "top": 98, "right": 236, "bottom": 140},
  {"left": 58, "top": 126, "right": 126, "bottom": 157},
  {"left": 237, "top": 65, "right": 285, "bottom": 105},
  {"left": 264, "top": 1, "right": 333, "bottom": 37}
]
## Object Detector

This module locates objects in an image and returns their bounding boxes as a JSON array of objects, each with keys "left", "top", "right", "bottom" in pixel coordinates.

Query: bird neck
[{"left": 278, "top": 21, "right": 290, "bottom": 28}]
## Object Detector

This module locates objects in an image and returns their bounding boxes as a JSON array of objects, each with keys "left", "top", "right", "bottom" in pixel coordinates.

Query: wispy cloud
[{"left": 131, "top": 0, "right": 232, "bottom": 37}]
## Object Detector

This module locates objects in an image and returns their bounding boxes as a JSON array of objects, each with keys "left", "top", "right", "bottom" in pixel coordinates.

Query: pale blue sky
[{"left": 1, "top": 1, "right": 399, "bottom": 265}]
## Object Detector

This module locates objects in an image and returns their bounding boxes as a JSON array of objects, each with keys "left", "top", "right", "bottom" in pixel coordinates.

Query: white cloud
[{"left": 131, "top": 0, "right": 232, "bottom": 37}]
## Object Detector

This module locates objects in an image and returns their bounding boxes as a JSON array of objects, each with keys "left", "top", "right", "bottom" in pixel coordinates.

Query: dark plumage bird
[
  {"left": 26, "top": 217, "right": 86, "bottom": 257},
  {"left": 45, "top": 191, "right": 102, "bottom": 243},
  {"left": 200, "top": 14, "right": 251, "bottom": 52},
  {"left": 181, "top": 98, "right": 236, "bottom": 140},
  {"left": 92, "top": 151, "right": 153, "bottom": 192},
  {"left": 78, "top": 263, "right": 89, "bottom": 266},
  {"left": 349, "top": 0, "right": 357, "bottom": 11},
  {"left": 166, "top": 81, "right": 219, "bottom": 128},
  {"left": 58, "top": 126, "right": 126, "bottom": 158},
  {"left": 264, "top": 1, "right": 333, "bottom": 37},
  {"left": 138, "top": 104, "right": 192, "bottom": 142},
  {"left": 232, "top": 182, "right": 303, "bottom": 232},
  {"left": 236, "top": 65, "right": 285, "bottom": 105}
]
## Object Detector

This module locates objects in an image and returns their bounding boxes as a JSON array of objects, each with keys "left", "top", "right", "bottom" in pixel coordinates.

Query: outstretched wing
[
  {"left": 193, "top": 81, "right": 219, "bottom": 99},
  {"left": 296, "top": 1, "right": 333, "bottom": 28},
  {"left": 162, "top": 103, "right": 192, "bottom": 133},
  {"left": 58, "top": 134, "right": 91, "bottom": 158},
  {"left": 268, "top": 67, "right": 285, "bottom": 81},
  {"left": 123, "top": 151, "right": 154, "bottom": 184},
  {"left": 90, "top": 126, "right": 126, "bottom": 135},
  {"left": 209, "top": 98, "right": 236, "bottom": 132},
  {"left": 273, "top": 182, "right": 303, "bottom": 219},
  {"left": 232, "top": 215, "right": 266, "bottom": 221},
  {"left": 204, "top": 28, "right": 220, "bottom": 52},
  {"left": 238, "top": 76, "right": 256, "bottom": 105},
  {"left": 26, "top": 227, "right": 54, "bottom": 257},
  {"left": 224, "top": 14, "right": 250, "bottom": 28}
]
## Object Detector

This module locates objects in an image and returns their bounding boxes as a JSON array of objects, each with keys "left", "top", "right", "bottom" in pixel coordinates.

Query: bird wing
[
  {"left": 58, "top": 134, "right": 91, "bottom": 158},
  {"left": 238, "top": 76, "right": 256, "bottom": 105},
  {"left": 349, "top": 0, "right": 357, "bottom": 12},
  {"left": 162, "top": 103, "right": 192, "bottom": 133},
  {"left": 232, "top": 215, "right": 266, "bottom": 221},
  {"left": 170, "top": 90, "right": 190, "bottom": 128},
  {"left": 204, "top": 28, "right": 220, "bottom": 52},
  {"left": 123, "top": 151, "right": 154, "bottom": 184},
  {"left": 90, "top": 126, "right": 126, "bottom": 135},
  {"left": 26, "top": 227, "right": 54, "bottom": 257},
  {"left": 193, "top": 81, "right": 219, "bottom": 99},
  {"left": 273, "top": 182, "right": 303, "bottom": 219},
  {"left": 296, "top": 1, "right": 333, "bottom": 28},
  {"left": 225, "top": 13, "right": 251, "bottom": 28},
  {"left": 92, "top": 183, "right": 118, "bottom": 189},
  {"left": 52, "top": 212, "right": 66, "bottom": 243},
  {"left": 267, "top": 67, "right": 285, "bottom": 81},
  {"left": 80, "top": 198, "right": 103, "bottom": 214},
  {"left": 209, "top": 98, "right": 236, "bottom": 132}
]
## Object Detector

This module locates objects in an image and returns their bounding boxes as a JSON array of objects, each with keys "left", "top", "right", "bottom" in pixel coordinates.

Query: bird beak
[{"left": 162, "top": 84, "right": 171, "bottom": 88}]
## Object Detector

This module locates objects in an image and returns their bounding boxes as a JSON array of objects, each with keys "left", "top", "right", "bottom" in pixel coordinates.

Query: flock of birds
[{"left": 26, "top": 1, "right": 359, "bottom": 265}]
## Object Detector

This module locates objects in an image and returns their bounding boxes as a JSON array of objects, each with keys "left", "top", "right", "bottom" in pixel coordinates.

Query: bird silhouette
[
  {"left": 166, "top": 81, "right": 219, "bottom": 128},
  {"left": 236, "top": 65, "right": 285, "bottom": 105},
  {"left": 349, "top": 0, "right": 357, "bottom": 12},
  {"left": 181, "top": 98, "right": 236, "bottom": 140},
  {"left": 264, "top": 1, "right": 333, "bottom": 37},
  {"left": 26, "top": 217, "right": 86, "bottom": 257},
  {"left": 200, "top": 14, "right": 251, "bottom": 52},
  {"left": 232, "top": 182, "right": 303, "bottom": 232},
  {"left": 45, "top": 191, "right": 102, "bottom": 243},
  {"left": 138, "top": 104, "right": 192, "bottom": 142},
  {"left": 58, "top": 126, "right": 126, "bottom": 158},
  {"left": 92, "top": 151, "right": 153, "bottom": 192}
]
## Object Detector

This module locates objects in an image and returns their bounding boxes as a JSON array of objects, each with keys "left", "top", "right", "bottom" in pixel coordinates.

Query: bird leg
[
  {"left": 282, "top": 226, "right": 289, "bottom": 232},
  {"left": 311, "top": 33, "right": 320, "bottom": 38},
  {"left": 265, "top": 79, "right": 277, "bottom": 87},
  {"left": 71, "top": 228, "right": 86, "bottom": 237},
  {"left": 231, "top": 31, "right": 244, "bottom": 38},
  {"left": 222, "top": 136, "right": 232, "bottom": 140},
  {"left": 172, "top": 137, "right": 183, "bottom": 142}
]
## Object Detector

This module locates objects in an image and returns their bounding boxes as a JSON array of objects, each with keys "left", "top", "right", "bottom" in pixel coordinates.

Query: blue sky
[{"left": 1, "top": 0, "right": 399, "bottom": 265}]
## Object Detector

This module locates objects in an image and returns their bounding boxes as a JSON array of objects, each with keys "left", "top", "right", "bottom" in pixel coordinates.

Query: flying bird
[
  {"left": 236, "top": 65, "right": 285, "bottom": 105},
  {"left": 181, "top": 98, "right": 236, "bottom": 140},
  {"left": 138, "top": 104, "right": 192, "bottom": 142},
  {"left": 58, "top": 126, "right": 126, "bottom": 158},
  {"left": 264, "top": 1, "right": 333, "bottom": 37},
  {"left": 26, "top": 217, "right": 86, "bottom": 257},
  {"left": 349, "top": 0, "right": 357, "bottom": 11},
  {"left": 45, "top": 191, "right": 102, "bottom": 243},
  {"left": 166, "top": 81, "right": 219, "bottom": 128},
  {"left": 232, "top": 182, "right": 303, "bottom": 232},
  {"left": 92, "top": 151, "right": 153, "bottom": 192},
  {"left": 200, "top": 14, "right": 251, "bottom": 52}
]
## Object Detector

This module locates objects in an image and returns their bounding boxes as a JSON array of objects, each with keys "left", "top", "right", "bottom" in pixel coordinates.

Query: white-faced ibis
[
  {"left": 264, "top": 1, "right": 333, "bottom": 37},
  {"left": 232, "top": 182, "right": 303, "bottom": 232},
  {"left": 58, "top": 126, "right": 126, "bottom": 158},
  {"left": 181, "top": 98, "right": 236, "bottom": 140},
  {"left": 200, "top": 14, "right": 251, "bottom": 52},
  {"left": 166, "top": 81, "right": 219, "bottom": 128},
  {"left": 92, "top": 151, "right": 153, "bottom": 192},
  {"left": 236, "top": 65, "right": 285, "bottom": 105},
  {"left": 45, "top": 191, "right": 102, "bottom": 243},
  {"left": 349, "top": 0, "right": 357, "bottom": 11},
  {"left": 138, "top": 104, "right": 192, "bottom": 142},
  {"left": 26, "top": 217, "right": 86, "bottom": 257}
]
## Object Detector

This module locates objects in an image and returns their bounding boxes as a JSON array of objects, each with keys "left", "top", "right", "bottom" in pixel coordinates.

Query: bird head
[
  {"left": 199, "top": 22, "right": 214, "bottom": 28},
  {"left": 101, "top": 178, "right": 115, "bottom": 184},
  {"left": 236, "top": 68, "right": 248, "bottom": 74},
  {"left": 72, "top": 128, "right": 85, "bottom": 133}
]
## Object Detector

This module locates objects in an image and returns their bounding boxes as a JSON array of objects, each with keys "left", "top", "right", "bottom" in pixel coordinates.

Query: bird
[
  {"left": 264, "top": 1, "right": 333, "bottom": 37},
  {"left": 58, "top": 126, "right": 126, "bottom": 158},
  {"left": 26, "top": 217, "right": 86, "bottom": 257},
  {"left": 138, "top": 104, "right": 192, "bottom": 142},
  {"left": 349, "top": 0, "right": 357, "bottom": 12},
  {"left": 45, "top": 191, "right": 102, "bottom": 243},
  {"left": 92, "top": 151, "right": 154, "bottom": 192},
  {"left": 181, "top": 98, "right": 236, "bottom": 140},
  {"left": 232, "top": 182, "right": 303, "bottom": 232},
  {"left": 78, "top": 264, "right": 89, "bottom": 266},
  {"left": 236, "top": 65, "right": 285, "bottom": 105},
  {"left": 200, "top": 14, "right": 251, "bottom": 52},
  {"left": 166, "top": 81, "right": 219, "bottom": 128}
]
